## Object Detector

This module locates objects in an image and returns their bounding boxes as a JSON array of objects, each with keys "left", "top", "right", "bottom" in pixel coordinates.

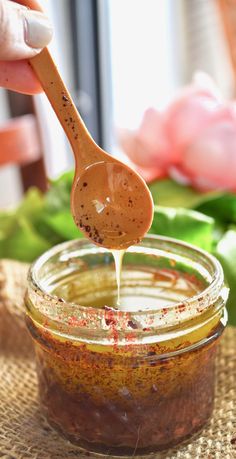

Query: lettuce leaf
[
  {"left": 196, "top": 193, "right": 236, "bottom": 224},
  {"left": 150, "top": 206, "right": 214, "bottom": 251},
  {"left": 0, "top": 216, "right": 51, "bottom": 262},
  {"left": 41, "top": 210, "right": 82, "bottom": 240},
  {"left": 149, "top": 179, "right": 219, "bottom": 208},
  {"left": 45, "top": 171, "right": 74, "bottom": 212}
]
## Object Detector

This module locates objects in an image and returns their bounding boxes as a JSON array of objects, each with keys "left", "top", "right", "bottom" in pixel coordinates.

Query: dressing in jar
[{"left": 25, "top": 236, "right": 228, "bottom": 456}]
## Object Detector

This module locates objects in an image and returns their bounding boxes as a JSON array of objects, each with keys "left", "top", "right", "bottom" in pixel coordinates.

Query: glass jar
[{"left": 25, "top": 236, "right": 228, "bottom": 457}]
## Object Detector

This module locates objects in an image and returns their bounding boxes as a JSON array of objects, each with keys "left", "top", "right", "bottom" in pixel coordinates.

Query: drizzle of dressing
[
  {"left": 112, "top": 250, "right": 125, "bottom": 307},
  {"left": 72, "top": 163, "right": 153, "bottom": 308}
]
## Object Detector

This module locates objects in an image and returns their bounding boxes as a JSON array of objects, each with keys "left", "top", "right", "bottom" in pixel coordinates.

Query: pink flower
[
  {"left": 181, "top": 105, "right": 236, "bottom": 191},
  {"left": 119, "top": 108, "right": 171, "bottom": 182},
  {"left": 120, "top": 73, "right": 236, "bottom": 192},
  {"left": 164, "top": 80, "right": 222, "bottom": 161}
]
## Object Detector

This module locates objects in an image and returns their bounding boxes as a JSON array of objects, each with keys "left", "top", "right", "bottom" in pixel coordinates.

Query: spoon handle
[{"left": 30, "top": 48, "right": 98, "bottom": 166}]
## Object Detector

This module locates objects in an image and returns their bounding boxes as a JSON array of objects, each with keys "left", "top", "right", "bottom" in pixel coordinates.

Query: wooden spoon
[{"left": 30, "top": 49, "right": 154, "bottom": 250}]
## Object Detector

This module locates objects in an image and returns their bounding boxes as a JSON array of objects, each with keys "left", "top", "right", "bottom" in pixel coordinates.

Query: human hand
[{"left": 0, "top": 0, "right": 52, "bottom": 94}]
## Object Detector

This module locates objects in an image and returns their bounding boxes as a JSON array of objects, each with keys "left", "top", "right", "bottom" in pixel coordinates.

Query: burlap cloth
[{"left": 0, "top": 259, "right": 235, "bottom": 459}]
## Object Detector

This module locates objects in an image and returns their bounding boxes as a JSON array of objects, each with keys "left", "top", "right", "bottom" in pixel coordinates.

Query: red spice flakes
[
  {"left": 103, "top": 307, "right": 120, "bottom": 346},
  {"left": 178, "top": 303, "right": 186, "bottom": 313},
  {"left": 110, "top": 327, "right": 119, "bottom": 347},
  {"left": 68, "top": 316, "right": 87, "bottom": 327},
  {"left": 104, "top": 307, "right": 117, "bottom": 327},
  {"left": 147, "top": 316, "right": 154, "bottom": 326},
  {"left": 68, "top": 316, "right": 77, "bottom": 326},
  {"left": 43, "top": 319, "right": 49, "bottom": 328},
  {"left": 105, "top": 318, "right": 116, "bottom": 326},
  {"left": 125, "top": 332, "right": 136, "bottom": 343}
]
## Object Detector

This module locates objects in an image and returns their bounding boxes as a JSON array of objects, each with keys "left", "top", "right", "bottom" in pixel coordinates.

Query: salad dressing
[
  {"left": 112, "top": 249, "right": 125, "bottom": 307},
  {"left": 26, "top": 237, "right": 227, "bottom": 455}
]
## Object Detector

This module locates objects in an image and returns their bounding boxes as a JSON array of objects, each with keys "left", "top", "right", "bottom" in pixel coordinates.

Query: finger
[
  {"left": 0, "top": 59, "right": 42, "bottom": 94},
  {"left": 0, "top": 0, "right": 52, "bottom": 60}
]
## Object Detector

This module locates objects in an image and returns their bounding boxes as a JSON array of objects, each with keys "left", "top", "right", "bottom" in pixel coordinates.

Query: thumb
[{"left": 0, "top": 0, "right": 53, "bottom": 60}]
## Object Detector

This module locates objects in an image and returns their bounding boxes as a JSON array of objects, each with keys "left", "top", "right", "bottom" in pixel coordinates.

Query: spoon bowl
[
  {"left": 30, "top": 49, "right": 154, "bottom": 249},
  {"left": 72, "top": 161, "right": 153, "bottom": 249}
]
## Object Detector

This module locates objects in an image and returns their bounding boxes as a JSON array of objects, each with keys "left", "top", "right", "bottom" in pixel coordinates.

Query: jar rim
[{"left": 26, "top": 235, "right": 227, "bottom": 344}]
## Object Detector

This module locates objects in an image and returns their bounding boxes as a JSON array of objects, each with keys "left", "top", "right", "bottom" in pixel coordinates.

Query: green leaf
[
  {"left": 16, "top": 187, "right": 61, "bottom": 247},
  {"left": 0, "top": 172, "right": 79, "bottom": 262},
  {"left": 34, "top": 218, "right": 63, "bottom": 246},
  {"left": 16, "top": 187, "right": 45, "bottom": 222},
  {"left": 215, "top": 228, "right": 236, "bottom": 326},
  {"left": 150, "top": 206, "right": 215, "bottom": 251},
  {"left": 46, "top": 170, "right": 74, "bottom": 212},
  {"left": 0, "top": 211, "right": 15, "bottom": 238},
  {"left": 0, "top": 188, "right": 45, "bottom": 243},
  {"left": 212, "top": 220, "right": 227, "bottom": 250},
  {"left": 41, "top": 171, "right": 80, "bottom": 242},
  {"left": 42, "top": 210, "right": 83, "bottom": 240},
  {"left": 149, "top": 179, "right": 218, "bottom": 208},
  {"left": 196, "top": 193, "right": 236, "bottom": 224},
  {"left": 1, "top": 216, "right": 51, "bottom": 262}
]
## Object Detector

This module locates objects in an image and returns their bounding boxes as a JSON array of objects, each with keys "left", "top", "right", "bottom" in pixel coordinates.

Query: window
[
  {"left": 0, "top": 0, "right": 233, "bottom": 207},
  {"left": 109, "top": 0, "right": 179, "bottom": 131}
]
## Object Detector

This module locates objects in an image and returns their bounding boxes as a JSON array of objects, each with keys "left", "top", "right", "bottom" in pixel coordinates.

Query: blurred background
[
  {"left": 0, "top": 0, "right": 234, "bottom": 208},
  {"left": 2, "top": 0, "right": 236, "bottom": 325}
]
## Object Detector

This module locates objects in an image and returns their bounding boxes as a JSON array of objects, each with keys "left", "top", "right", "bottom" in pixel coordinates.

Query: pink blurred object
[
  {"left": 182, "top": 105, "right": 236, "bottom": 191},
  {"left": 164, "top": 83, "right": 222, "bottom": 161},
  {"left": 119, "top": 108, "right": 171, "bottom": 182},
  {"left": 119, "top": 73, "right": 236, "bottom": 191}
]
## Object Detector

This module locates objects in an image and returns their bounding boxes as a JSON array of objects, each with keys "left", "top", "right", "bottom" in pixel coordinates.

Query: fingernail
[{"left": 24, "top": 11, "right": 53, "bottom": 49}]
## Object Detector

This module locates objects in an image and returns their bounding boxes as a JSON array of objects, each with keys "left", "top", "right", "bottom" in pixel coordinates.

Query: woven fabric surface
[{"left": 0, "top": 259, "right": 235, "bottom": 459}]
